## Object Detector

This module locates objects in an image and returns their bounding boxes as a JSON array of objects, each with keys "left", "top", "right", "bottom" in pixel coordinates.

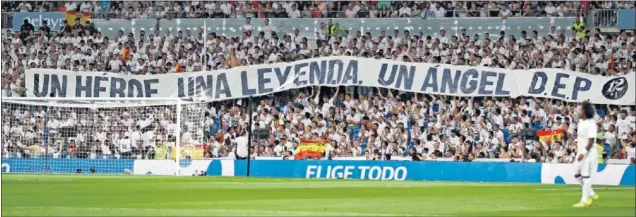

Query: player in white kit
[{"left": 573, "top": 101, "right": 600, "bottom": 208}]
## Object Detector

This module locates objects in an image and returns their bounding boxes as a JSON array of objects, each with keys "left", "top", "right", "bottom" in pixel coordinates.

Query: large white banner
[{"left": 26, "top": 56, "right": 635, "bottom": 105}]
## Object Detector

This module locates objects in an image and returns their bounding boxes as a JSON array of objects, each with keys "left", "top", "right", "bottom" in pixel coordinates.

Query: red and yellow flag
[
  {"left": 175, "top": 63, "right": 183, "bottom": 72},
  {"left": 121, "top": 47, "right": 130, "bottom": 58},
  {"left": 121, "top": 47, "right": 130, "bottom": 64},
  {"left": 170, "top": 144, "right": 205, "bottom": 160},
  {"left": 537, "top": 128, "right": 565, "bottom": 144},
  {"left": 65, "top": 11, "right": 90, "bottom": 27},
  {"left": 294, "top": 139, "right": 328, "bottom": 160}
]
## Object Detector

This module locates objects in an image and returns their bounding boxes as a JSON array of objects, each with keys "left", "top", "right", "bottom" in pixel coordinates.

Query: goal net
[{"left": 1, "top": 98, "right": 208, "bottom": 175}]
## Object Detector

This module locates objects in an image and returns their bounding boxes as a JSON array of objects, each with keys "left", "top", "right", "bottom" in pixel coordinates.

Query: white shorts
[{"left": 576, "top": 160, "right": 598, "bottom": 178}]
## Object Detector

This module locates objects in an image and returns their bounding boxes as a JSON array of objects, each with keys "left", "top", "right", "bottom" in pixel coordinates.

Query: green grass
[{"left": 1, "top": 174, "right": 635, "bottom": 216}]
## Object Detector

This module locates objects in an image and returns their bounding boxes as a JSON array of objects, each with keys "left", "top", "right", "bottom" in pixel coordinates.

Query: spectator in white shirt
[
  {"left": 432, "top": 3, "right": 446, "bottom": 18},
  {"left": 261, "top": 19, "right": 275, "bottom": 40},
  {"left": 241, "top": 18, "right": 253, "bottom": 36},
  {"left": 288, "top": 4, "right": 301, "bottom": 18},
  {"left": 65, "top": 1, "right": 78, "bottom": 11},
  {"left": 119, "top": 136, "right": 132, "bottom": 158},
  {"left": 398, "top": 2, "right": 412, "bottom": 17},
  {"left": 617, "top": 110, "right": 632, "bottom": 139},
  {"left": 544, "top": 2, "right": 556, "bottom": 16},
  {"left": 344, "top": 4, "right": 358, "bottom": 18}
]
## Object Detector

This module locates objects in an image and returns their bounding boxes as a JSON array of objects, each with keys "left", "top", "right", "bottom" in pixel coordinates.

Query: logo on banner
[
  {"left": 1, "top": 163, "right": 10, "bottom": 173},
  {"left": 11, "top": 12, "right": 66, "bottom": 31},
  {"left": 602, "top": 77, "right": 628, "bottom": 100}
]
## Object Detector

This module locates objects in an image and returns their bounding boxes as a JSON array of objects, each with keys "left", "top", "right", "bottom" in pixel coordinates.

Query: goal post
[{"left": 1, "top": 97, "right": 208, "bottom": 176}]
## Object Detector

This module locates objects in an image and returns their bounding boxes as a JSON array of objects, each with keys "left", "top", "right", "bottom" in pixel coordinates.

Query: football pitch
[{"left": 1, "top": 174, "right": 635, "bottom": 216}]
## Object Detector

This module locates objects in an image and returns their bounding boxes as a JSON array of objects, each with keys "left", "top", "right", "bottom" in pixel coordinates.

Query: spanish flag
[
  {"left": 175, "top": 63, "right": 183, "bottom": 72},
  {"left": 170, "top": 144, "right": 205, "bottom": 160},
  {"left": 537, "top": 128, "right": 565, "bottom": 144},
  {"left": 64, "top": 11, "right": 90, "bottom": 27},
  {"left": 294, "top": 139, "right": 328, "bottom": 160},
  {"left": 121, "top": 47, "right": 130, "bottom": 64}
]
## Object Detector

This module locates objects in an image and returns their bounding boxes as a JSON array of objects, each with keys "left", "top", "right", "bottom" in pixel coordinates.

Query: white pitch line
[
  {"left": 10, "top": 177, "right": 74, "bottom": 181},
  {"left": 34, "top": 178, "right": 74, "bottom": 181},
  {"left": 4, "top": 206, "right": 442, "bottom": 217},
  {"left": 534, "top": 187, "right": 635, "bottom": 191}
]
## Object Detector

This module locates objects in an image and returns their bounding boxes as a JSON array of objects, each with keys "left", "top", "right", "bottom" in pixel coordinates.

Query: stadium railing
[
  {"left": 587, "top": 9, "right": 619, "bottom": 28},
  {"left": 1, "top": 12, "right": 12, "bottom": 29},
  {"left": 85, "top": 9, "right": 581, "bottom": 19},
  {"left": 2, "top": 8, "right": 582, "bottom": 20},
  {"left": 92, "top": 17, "right": 575, "bottom": 39},
  {"left": 587, "top": 9, "right": 636, "bottom": 30},
  {"left": 3, "top": 11, "right": 576, "bottom": 39}
]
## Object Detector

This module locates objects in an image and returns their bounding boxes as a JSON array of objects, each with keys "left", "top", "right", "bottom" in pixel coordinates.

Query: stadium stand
[{"left": 1, "top": 1, "right": 635, "bottom": 164}]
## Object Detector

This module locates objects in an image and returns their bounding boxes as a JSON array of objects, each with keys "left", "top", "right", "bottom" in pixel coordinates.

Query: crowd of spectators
[
  {"left": 4, "top": 16, "right": 635, "bottom": 86},
  {"left": 3, "top": 1, "right": 635, "bottom": 19},
  {"left": 3, "top": 88, "right": 635, "bottom": 163},
  {"left": 1, "top": 2, "right": 636, "bottom": 164}
]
